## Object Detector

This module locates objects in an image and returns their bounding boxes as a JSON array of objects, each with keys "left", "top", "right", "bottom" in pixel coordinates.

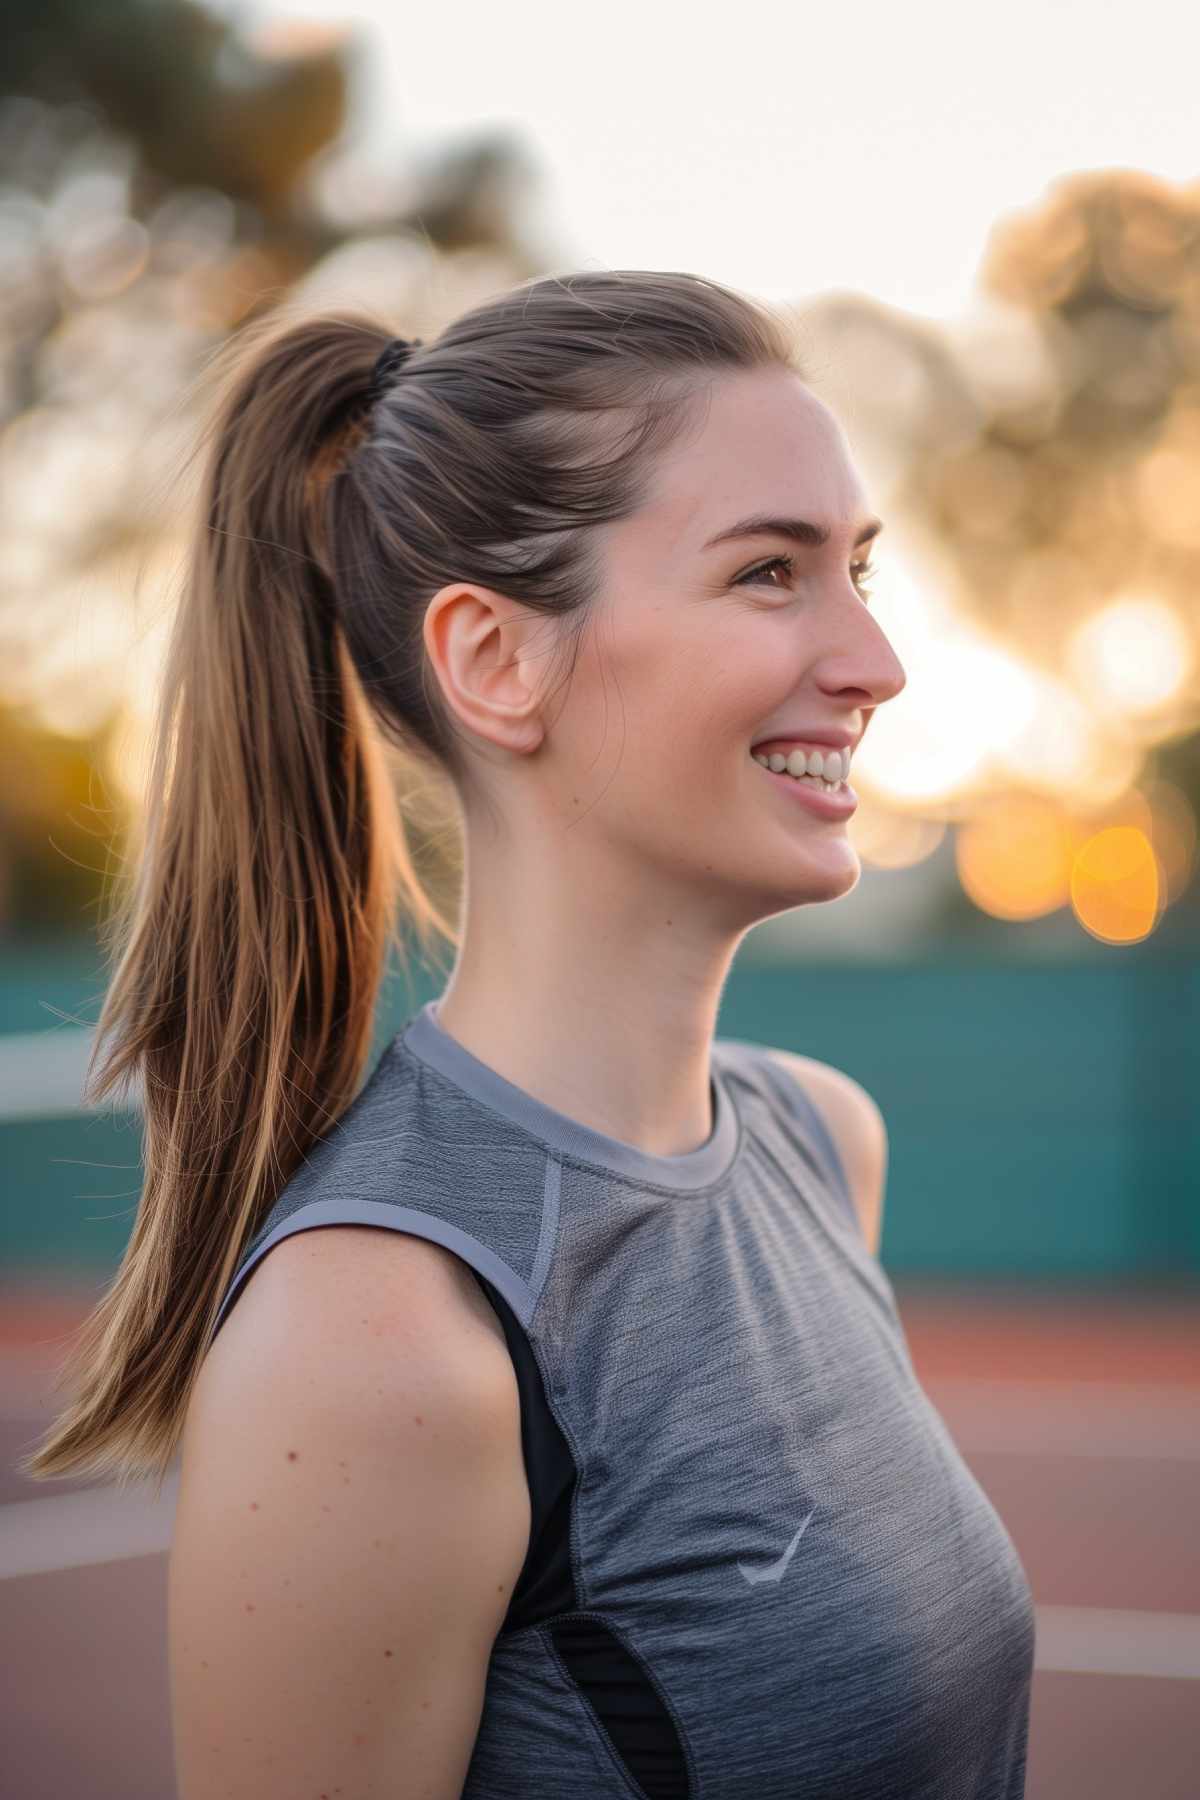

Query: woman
[{"left": 24, "top": 270, "right": 1035, "bottom": 1797}]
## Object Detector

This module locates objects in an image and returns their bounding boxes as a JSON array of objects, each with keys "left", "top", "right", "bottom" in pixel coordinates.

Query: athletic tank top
[{"left": 211, "top": 999, "right": 1035, "bottom": 1798}]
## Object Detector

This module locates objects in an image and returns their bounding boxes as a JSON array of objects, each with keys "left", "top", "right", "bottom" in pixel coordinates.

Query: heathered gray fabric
[{"left": 213, "top": 1000, "right": 1035, "bottom": 1798}]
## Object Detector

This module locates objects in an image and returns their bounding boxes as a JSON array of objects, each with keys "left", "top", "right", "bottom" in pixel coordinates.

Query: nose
[{"left": 814, "top": 591, "right": 907, "bottom": 710}]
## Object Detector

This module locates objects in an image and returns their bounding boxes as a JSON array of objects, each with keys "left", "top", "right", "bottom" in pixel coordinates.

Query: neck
[{"left": 433, "top": 849, "right": 744, "bottom": 1159}]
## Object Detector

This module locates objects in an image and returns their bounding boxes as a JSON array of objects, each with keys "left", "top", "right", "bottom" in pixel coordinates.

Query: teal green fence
[{"left": 2, "top": 940, "right": 1196, "bottom": 1286}]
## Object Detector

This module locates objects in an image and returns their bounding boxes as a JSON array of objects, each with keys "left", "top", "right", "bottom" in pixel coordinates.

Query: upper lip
[{"left": 751, "top": 727, "right": 859, "bottom": 751}]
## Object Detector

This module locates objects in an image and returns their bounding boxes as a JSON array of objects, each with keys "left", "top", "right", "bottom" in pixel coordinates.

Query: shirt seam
[
  {"left": 401, "top": 1043, "right": 748, "bottom": 1200},
  {"left": 538, "top": 1619, "right": 680, "bottom": 1800}
]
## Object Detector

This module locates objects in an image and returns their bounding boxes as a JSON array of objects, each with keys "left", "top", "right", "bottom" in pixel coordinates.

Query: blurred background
[{"left": 1, "top": 1, "right": 1197, "bottom": 1795}]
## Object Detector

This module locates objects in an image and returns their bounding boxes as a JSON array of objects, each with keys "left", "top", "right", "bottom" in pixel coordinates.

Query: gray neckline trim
[{"left": 396, "top": 999, "right": 742, "bottom": 1191}]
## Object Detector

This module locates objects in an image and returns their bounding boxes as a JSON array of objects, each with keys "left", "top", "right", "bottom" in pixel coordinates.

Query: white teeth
[{"left": 752, "top": 746, "right": 850, "bottom": 787}]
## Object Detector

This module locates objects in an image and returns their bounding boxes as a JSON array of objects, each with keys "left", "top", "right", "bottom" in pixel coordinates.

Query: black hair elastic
[{"left": 367, "top": 335, "right": 424, "bottom": 409}]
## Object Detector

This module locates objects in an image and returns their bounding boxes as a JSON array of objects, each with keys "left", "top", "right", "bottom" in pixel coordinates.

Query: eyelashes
[{"left": 734, "top": 553, "right": 879, "bottom": 601}]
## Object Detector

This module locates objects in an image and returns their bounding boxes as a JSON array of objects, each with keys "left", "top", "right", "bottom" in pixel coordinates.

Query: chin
[
  {"left": 801, "top": 852, "right": 861, "bottom": 904},
  {"left": 747, "top": 857, "right": 860, "bottom": 918}
]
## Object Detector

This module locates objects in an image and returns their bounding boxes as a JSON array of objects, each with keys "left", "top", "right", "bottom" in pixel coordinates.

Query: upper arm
[
  {"left": 763, "top": 1049, "right": 889, "bottom": 1255},
  {"left": 169, "top": 1227, "right": 531, "bottom": 1800}
]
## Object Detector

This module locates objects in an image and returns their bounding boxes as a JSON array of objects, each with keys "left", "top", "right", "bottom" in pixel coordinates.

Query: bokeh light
[{"left": 0, "top": 45, "right": 1196, "bottom": 949}]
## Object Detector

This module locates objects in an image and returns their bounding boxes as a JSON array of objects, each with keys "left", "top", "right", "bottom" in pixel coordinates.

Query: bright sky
[{"left": 220, "top": 0, "right": 1198, "bottom": 324}]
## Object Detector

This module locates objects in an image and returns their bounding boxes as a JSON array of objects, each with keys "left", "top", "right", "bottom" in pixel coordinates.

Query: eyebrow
[{"left": 702, "top": 513, "right": 884, "bottom": 553}]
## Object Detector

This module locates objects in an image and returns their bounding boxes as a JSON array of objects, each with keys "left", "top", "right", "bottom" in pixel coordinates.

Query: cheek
[
  {"left": 657, "top": 623, "right": 797, "bottom": 747},
  {"left": 588, "top": 602, "right": 794, "bottom": 771},
  {"left": 595, "top": 610, "right": 716, "bottom": 744}
]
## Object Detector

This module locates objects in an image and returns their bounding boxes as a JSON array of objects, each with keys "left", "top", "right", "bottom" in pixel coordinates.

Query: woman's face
[{"left": 535, "top": 366, "right": 909, "bottom": 920}]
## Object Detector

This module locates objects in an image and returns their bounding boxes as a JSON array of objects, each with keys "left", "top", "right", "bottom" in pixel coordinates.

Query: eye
[
  {"left": 733, "top": 554, "right": 879, "bottom": 601},
  {"left": 851, "top": 559, "right": 878, "bottom": 600},
  {"left": 733, "top": 553, "right": 795, "bottom": 589}
]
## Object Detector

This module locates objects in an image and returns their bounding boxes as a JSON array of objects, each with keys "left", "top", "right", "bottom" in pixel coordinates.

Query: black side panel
[
  {"left": 548, "top": 1613, "right": 690, "bottom": 1799},
  {"left": 468, "top": 1271, "right": 579, "bottom": 1636},
  {"left": 471, "top": 1276, "right": 691, "bottom": 1798}
]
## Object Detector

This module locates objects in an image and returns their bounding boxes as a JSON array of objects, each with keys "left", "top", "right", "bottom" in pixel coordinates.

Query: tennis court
[{"left": 2, "top": 1279, "right": 1196, "bottom": 1798}]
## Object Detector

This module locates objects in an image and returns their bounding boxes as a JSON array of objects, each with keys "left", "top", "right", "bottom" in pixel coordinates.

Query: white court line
[
  {"left": 1034, "top": 1605, "right": 1200, "bottom": 1680},
  {"left": 0, "top": 1028, "right": 131, "bottom": 1120},
  {"left": 1, "top": 1474, "right": 179, "bottom": 1578},
  {"left": 1, "top": 1479, "right": 1199, "bottom": 1681},
  {"left": 921, "top": 1377, "right": 1200, "bottom": 1462}
]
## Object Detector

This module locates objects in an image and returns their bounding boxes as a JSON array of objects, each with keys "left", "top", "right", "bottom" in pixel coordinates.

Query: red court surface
[{"left": 1, "top": 1279, "right": 1197, "bottom": 1799}]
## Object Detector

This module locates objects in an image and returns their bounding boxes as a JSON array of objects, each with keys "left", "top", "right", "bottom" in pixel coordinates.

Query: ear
[{"left": 422, "top": 580, "right": 554, "bottom": 758}]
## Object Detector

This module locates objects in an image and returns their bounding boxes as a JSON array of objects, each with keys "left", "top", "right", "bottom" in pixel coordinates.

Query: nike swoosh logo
[{"left": 737, "top": 1507, "right": 817, "bottom": 1586}]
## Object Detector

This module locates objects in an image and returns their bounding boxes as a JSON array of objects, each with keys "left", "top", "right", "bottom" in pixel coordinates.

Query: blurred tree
[
  {"left": 796, "top": 171, "right": 1199, "bottom": 941},
  {"left": 931, "top": 170, "right": 1200, "bottom": 661},
  {"left": 0, "top": 705, "right": 118, "bottom": 938},
  {"left": 0, "top": 0, "right": 547, "bottom": 941},
  {"left": 1, "top": 3, "right": 1193, "bottom": 945},
  {"left": 5, "top": 0, "right": 347, "bottom": 215}
]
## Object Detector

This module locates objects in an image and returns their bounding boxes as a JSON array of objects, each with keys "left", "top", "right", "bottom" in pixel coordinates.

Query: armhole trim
[
  {"left": 723, "top": 1042, "right": 860, "bottom": 1240},
  {"left": 210, "top": 1197, "right": 535, "bottom": 1341}
]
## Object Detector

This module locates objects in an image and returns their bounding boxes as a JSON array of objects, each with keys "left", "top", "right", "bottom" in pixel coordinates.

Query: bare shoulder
[
  {"left": 194, "top": 1218, "right": 528, "bottom": 1524},
  {"left": 197, "top": 1222, "right": 523, "bottom": 1445},
  {"left": 174, "top": 1225, "right": 531, "bottom": 1799},
  {"left": 236, "top": 1222, "right": 514, "bottom": 1362},
  {"left": 761, "top": 1048, "right": 888, "bottom": 1255}
]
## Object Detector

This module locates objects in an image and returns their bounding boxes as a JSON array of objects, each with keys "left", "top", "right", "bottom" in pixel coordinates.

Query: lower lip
[{"left": 754, "top": 760, "right": 858, "bottom": 818}]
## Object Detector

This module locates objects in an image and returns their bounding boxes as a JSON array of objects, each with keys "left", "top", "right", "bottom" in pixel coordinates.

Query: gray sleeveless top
[{"left": 212, "top": 999, "right": 1035, "bottom": 1798}]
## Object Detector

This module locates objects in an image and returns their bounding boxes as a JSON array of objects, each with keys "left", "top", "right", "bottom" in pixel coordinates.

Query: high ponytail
[
  {"left": 19, "top": 270, "right": 794, "bottom": 1490},
  {"left": 19, "top": 309, "right": 456, "bottom": 1491}
]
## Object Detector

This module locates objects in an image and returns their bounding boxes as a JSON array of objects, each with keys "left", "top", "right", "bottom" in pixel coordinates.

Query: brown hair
[{"left": 20, "top": 269, "right": 795, "bottom": 1491}]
